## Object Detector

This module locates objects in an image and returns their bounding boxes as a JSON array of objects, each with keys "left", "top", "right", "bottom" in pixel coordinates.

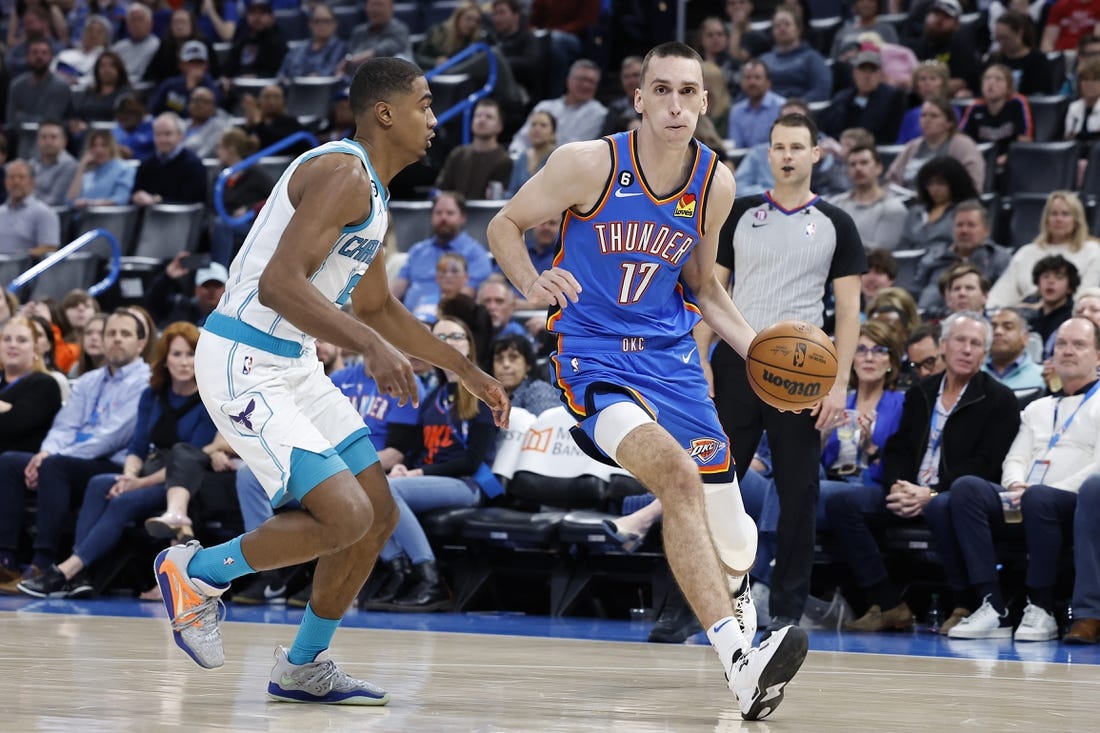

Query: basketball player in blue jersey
[
  {"left": 488, "top": 42, "right": 808, "bottom": 721},
  {"left": 153, "top": 58, "right": 509, "bottom": 704}
]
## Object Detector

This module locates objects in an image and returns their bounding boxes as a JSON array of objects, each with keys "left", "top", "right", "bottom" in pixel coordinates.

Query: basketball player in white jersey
[{"left": 153, "top": 58, "right": 509, "bottom": 704}]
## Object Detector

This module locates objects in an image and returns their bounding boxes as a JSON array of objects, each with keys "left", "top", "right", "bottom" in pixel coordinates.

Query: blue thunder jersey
[
  {"left": 212, "top": 139, "right": 388, "bottom": 351},
  {"left": 547, "top": 130, "right": 719, "bottom": 342},
  {"left": 328, "top": 364, "right": 424, "bottom": 451}
]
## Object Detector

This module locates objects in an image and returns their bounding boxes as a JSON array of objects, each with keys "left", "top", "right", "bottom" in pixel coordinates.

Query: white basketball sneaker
[
  {"left": 727, "top": 625, "right": 809, "bottom": 720},
  {"left": 731, "top": 576, "right": 758, "bottom": 645}
]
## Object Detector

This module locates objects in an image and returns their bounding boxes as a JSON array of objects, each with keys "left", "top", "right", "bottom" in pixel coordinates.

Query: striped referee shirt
[{"left": 717, "top": 192, "right": 866, "bottom": 332}]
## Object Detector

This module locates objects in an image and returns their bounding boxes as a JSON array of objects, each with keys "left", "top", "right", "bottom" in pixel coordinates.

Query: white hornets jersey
[{"left": 212, "top": 138, "right": 388, "bottom": 352}]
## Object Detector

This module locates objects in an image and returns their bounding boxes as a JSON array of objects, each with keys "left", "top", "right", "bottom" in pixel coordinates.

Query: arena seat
[
  {"left": 389, "top": 200, "right": 434, "bottom": 251},
  {"left": 274, "top": 7, "right": 307, "bottom": 41},
  {"left": 1027, "top": 94, "right": 1070, "bottom": 142},
  {"left": 74, "top": 205, "right": 140, "bottom": 258},
  {"left": 332, "top": 5, "right": 362, "bottom": 40},
  {"left": 1006, "top": 141, "right": 1077, "bottom": 194},
  {"left": 131, "top": 203, "right": 206, "bottom": 260},
  {"left": 0, "top": 253, "right": 34, "bottom": 297},
  {"left": 506, "top": 407, "right": 612, "bottom": 510},
  {"left": 29, "top": 252, "right": 100, "bottom": 300},
  {"left": 286, "top": 76, "right": 343, "bottom": 120},
  {"left": 891, "top": 248, "right": 926, "bottom": 298},
  {"left": 463, "top": 199, "right": 504, "bottom": 242},
  {"left": 1007, "top": 192, "right": 1050, "bottom": 249}
]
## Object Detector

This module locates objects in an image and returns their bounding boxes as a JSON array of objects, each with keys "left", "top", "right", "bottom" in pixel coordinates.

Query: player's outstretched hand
[
  {"left": 526, "top": 267, "right": 582, "bottom": 309},
  {"left": 462, "top": 370, "right": 511, "bottom": 429},
  {"left": 362, "top": 338, "right": 419, "bottom": 407}
]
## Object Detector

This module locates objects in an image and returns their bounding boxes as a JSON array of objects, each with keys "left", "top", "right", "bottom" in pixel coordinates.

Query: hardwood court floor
[{"left": 3, "top": 610, "right": 1099, "bottom": 732}]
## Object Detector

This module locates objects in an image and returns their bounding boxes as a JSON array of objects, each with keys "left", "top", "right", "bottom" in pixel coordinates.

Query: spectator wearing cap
[
  {"left": 909, "top": 0, "right": 982, "bottom": 98},
  {"left": 222, "top": 0, "right": 287, "bottom": 80},
  {"left": 820, "top": 47, "right": 908, "bottom": 145},
  {"left": 276, "top": 3, "right": 346, "bottom": 81},
  {"left": 146, "top": 254, "right": 228, "bottom": 328},
  {"left": 0, "top": 160, "right": 60, "bottom": 258},
  {"left": 148, "top": 40, "right": 221, "bottom": 119},
  {"left": 111, "top": 4, "right": 160, "bottom": 81},
  {"left": 1042, "top": 0, "right": 1100, "bottom": 53},
  {"left": 131, "top": 112, "right": 207, "bottom": 207}
]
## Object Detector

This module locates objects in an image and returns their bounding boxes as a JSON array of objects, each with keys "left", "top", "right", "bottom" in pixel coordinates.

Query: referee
[{"left": 708, "top": 113, "right": 866, "bottom": 631}]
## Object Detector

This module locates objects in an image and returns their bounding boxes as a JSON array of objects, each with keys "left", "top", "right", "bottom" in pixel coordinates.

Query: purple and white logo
[{"left": 754, "top": 209, "right": 767, "bottom": 221}]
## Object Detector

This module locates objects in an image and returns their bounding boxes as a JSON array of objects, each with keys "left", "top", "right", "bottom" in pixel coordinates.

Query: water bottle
[{"left": 925, "top": 593, "right": 942, "bottom": 634}]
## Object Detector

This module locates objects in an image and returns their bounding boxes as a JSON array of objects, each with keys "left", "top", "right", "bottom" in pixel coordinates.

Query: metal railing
[
  {"left": 7, "top": 228, "right": 122, "bottom": 297},
  {"left": 425, "top": 42, "right": 498, "bottom": 146},
  {"left": 212, "top": 130, "right": 319, "bottom": 227}
]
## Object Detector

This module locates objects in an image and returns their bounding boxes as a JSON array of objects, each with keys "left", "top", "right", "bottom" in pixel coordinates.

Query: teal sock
[
  {"left": 186, "top": 536, "right": 255, "bottom": 586},
  {"left": 288, "top": 604, "right": 342, "bottom": 665}
]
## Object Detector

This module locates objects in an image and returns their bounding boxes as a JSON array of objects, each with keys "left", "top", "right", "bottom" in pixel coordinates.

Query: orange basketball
[{"left": 745, "top": 320, "right": 839, "bottom": 411}]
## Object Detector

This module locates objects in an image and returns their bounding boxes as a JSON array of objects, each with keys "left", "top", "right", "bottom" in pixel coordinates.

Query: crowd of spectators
[{"left": 2, "top": 1, "right": 1100, "bottom": 644}]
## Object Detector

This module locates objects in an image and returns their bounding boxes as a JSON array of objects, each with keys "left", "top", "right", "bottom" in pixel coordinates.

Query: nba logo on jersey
[
  {"left": 674, "top": 194, "right": 697, "bottom": 218},
  {"left": 804, "top": 222, "right": 817, "bottom": 238},
  {"left": 242, "top": 355, "right": 253, "bottom": 375}
]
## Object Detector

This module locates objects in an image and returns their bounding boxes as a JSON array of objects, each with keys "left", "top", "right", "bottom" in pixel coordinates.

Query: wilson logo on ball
[{"left": 760, "top": 369, "right": 824, "bottom": 398}]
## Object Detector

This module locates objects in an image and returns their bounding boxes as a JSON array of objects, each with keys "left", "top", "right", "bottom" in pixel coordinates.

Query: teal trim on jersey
[
  {"left": 334, "top": 427, "right": 379, "bottom": 476},
  {"left": 287, "top": 445, "right": 348, "bottom": 501},
  {"left": 343, "top": 138, "right": 389, "bottom": 204},
  {"left": 205, "top": 312, "right": 302, "bottom": 358}
]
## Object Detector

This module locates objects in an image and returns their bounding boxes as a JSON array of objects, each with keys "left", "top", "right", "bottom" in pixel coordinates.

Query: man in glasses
[{"left": 900, "top": 324, "right": 945, "bottom": 395}]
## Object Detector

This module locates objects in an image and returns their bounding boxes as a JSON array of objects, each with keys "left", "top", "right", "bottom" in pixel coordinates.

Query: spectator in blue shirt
[
  {"left": 112, "top": 95, "right": 156, "bottom": 162},
  {"left": 392, "top": 191, "right": 493, "bottom": 311},
  {"left": 66, "top": 129, "right": 135, "bottom": 208},
  {"left": 759, "top": 6, "right": 832, "bottom": 102},
  {"left": 277, "top": 3, "right": 347, "bottom": 81},
  {"left": 0, "top": 309, "right": 150, "bottom": 589},
  {"left": 727, "top": 60, "right": 785, "bottom": 148}
]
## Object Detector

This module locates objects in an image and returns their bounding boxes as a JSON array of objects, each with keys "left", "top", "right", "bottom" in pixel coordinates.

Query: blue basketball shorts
[{"left": 549, "top": 332, "right": 734, "bottom": 482}]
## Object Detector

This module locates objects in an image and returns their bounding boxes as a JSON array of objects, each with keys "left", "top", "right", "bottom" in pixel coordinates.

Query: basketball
[{"left": 745, "top": 320, "right": 839, "bottom": 411}]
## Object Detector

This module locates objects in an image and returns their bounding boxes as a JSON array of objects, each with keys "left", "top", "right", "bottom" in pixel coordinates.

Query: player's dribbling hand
[
  {"left": 462, "top": 372, "right": 511, "bottom": 428},
  {"left": 525, "top": 268, "right": 582, "bottom": 309},
  {"left": 362, "top": 339, "right": 419, "bottom": 407}
]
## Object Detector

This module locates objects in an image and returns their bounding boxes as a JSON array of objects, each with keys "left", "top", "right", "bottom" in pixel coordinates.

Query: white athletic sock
[{"left": 708, "top": 615, "right": 748, "bottom": 674}]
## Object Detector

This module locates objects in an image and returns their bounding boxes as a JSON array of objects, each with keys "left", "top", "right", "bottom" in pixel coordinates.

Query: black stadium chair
[
  {"left": 1027, "top": 94, "right": 1070, "bottom": 142},
  {"left": 1006, "top": 141, "right": 1077, "bottom": 194},
  {"left": 1008, "top": 193, "right": 1051, "bottom": 249},
  {"left": 891, "top": 248, "right": 926, "bottom": 298}
]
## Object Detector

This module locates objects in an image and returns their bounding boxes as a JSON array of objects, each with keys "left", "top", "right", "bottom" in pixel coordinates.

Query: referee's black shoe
[{"left": 648, "top": 591, "right": 703, "bottom": 643}]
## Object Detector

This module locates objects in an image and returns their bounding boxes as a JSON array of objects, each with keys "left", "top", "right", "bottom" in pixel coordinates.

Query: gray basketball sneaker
[{"left": 267, "top": 646, "right": 390, "bottom": 705}]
